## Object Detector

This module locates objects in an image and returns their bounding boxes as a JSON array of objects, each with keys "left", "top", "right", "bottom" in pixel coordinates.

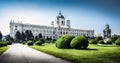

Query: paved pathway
[{"left": 0, "top": 43, "right": 70, "bottom": 63}]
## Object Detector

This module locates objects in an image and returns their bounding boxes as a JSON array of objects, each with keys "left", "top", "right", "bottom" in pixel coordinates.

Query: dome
[
  {"left": 105, "top": 24, "right": 110, "bottom": 29},
  {"left": 57, "top": 12, "right": 65, "bottom": 20}
]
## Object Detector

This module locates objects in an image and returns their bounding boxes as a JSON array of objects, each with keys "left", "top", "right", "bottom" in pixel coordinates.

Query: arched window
[{"left": 61, "top": 21, "right": 64, "bottom": 25}]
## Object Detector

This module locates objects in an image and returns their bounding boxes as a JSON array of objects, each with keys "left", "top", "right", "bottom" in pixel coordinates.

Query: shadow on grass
[
  {"left": 75, "top": 48, "right": 98, "bottom": 51},
  {"left": 58, "top": 48, "right": 98, "bottom": 51},
  {"left": 34, "top": 45, "right": 45, "bottom": 46},
  {"left": 84, "top": 48, "right": 98, "bottom": 51}
]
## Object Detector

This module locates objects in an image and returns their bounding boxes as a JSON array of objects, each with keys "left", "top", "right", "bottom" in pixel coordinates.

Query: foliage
[
  {"left": 25, "top": 30, "right": 34, "bottom": 41},
  {"left": 35, "top": 40, "right": 43, "bottom": 45},
  {"left": 71, "top": 36, "right": 89, "bottom": 49},
  {"left": 34, "top": 36, "right": 39, "bottom": 41},
  {"left": 89, "top": 39, "right": 97, "bottom": 44},
  {"left": 39, "top": 38, "right": 45, "bottom": 43},
  {"left": 115, "top": 38, "right": 120, "bottom": 45},
  {"left": 95, "top": 36, "right": 103, "bottom": 42},
  {"left": 7, "top": 42, "right": 12, "bottom": 45},
  {"left": 0, "top": 31, "right": 2, "bottom": 41},
  {"left": 22, "top": 41, "right": 26, "bottom": 44},
  {"left": 5, "top": 35, "right": 14, "bottom": 42},
  {"left": 110, "top": 35, "right": 118, "bottom": 43},
  {"left": 106, "top": 40, "right": 112, "bottom": 44},
  {"left": 98, "top": 40, "right": 104, "bottom": 44},
  {"left": 0, "top": 42, "right": 8, "bottom": 47},
  {"left": 15, "top": 31, "right": 21, "bottom": 42},
  {"left": 45, "top": 40, "right": 51, "bottom": 43},
  {"left": 30, "top": 44, "right": 120, "bottom": 63},
  {"left": 51, "top": 39, "right": 56, "bottom": 43},
  {"left": 56, "top": 35, "right": 75, "bottom": 48},
  {"left": 38, "top": 33, "right": 42, "bottom": 39},
  {"left": 27, "top": 40, "right": 34, "bottom": 46},
  {"left": 21, "top": 32, "right": 26, "bottom": 41},
  {"left": 0, "top": 42, "right": 4, "bottom": 47}
]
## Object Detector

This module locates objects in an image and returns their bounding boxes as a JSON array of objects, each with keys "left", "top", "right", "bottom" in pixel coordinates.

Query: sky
[{"left": 0, "top": 0, "right": 120, "bottom": 36}]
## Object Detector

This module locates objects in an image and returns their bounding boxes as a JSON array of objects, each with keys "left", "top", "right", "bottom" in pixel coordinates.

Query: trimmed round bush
[
  {"left": 22, "top": 42, "right": 26, "bottom": 44},
  {"left": 0, "top": 42, "right": 4, "bottom": 47},
  {"left": 115, "top": 38, "right": 120, "bottom": 45},
  {"left": 39, "top": 38, "right": 45, "bottom": 43},
  {"left": 27, "top": 40, "right": 34, "bottom": 46},
  {"left": 7, "top": 42, "right": 12, "bottom": 45},
  {"left": 0, "top": 42, "right": 8, "bottom": 47},
  {"left": 3, "top": 42, "right": 8, "bottom": 46},
  {"left": 56, "top": 35, "right": 75, "bottom": 48},
  {"left": 71, "top": 36, "right": 89, "bottom": 49},
  {"left": 106, "top": 40, "right": 112, "bottom": 44},
  {"left": 51, "top": 39, "right": 56, "bottom": 43},
  {"left": 89, "top": 39, "right": 97, "bottom": 44},
  {"left": 110, "top": 35, "right": 118, "bottom": 43},
  {"left": 35, "top": 40, "right": 43, "bottom": 45},
  {"left": 98, "top": 40, "right": 104, "bottom": 44},
  {"left": 95, "top": 36, "right": 103, "bottom": 42}
]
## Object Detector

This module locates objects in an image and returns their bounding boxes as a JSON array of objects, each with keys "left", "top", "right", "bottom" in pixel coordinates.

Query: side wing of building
[{"left": 10, "top": 22, "right": 94, "bottom": 39}]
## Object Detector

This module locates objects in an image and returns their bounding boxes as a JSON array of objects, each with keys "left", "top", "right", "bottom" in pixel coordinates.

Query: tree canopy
[
  {"left": 15, "top": 31, "right": 21, "bottom": 42},
  {"left": 0, "top": 31, "right": 2, "bottom": 41},
  {"left": 25, "top": 30, "right": 34, "bottom": 40}
]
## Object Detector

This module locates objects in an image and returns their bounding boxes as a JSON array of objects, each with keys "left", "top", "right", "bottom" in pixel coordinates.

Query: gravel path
[{"left": 0, "top": 43, "right": 71, "bottom": 63}]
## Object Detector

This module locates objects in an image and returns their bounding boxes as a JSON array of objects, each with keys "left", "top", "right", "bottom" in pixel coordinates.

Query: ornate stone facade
[{"left": 10, "top": 12, "right": 94, "bottom": 39}]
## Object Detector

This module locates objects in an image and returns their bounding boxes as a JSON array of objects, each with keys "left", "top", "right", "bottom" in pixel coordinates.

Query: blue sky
[{"left": 0, "top": 0, "right": 120, "bottom": 35}]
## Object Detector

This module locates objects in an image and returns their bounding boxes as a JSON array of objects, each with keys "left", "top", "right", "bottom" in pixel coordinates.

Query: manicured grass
[
  {"left": 30, "top": 44, "right": 120, "bottom": 63},
  {"left": 0, "top": 46, "right": 9, "bottom": 55}
]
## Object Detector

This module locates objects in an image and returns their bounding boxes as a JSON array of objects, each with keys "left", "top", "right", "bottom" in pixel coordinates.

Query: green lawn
[
  {"left": 30, "top": 44, "right": 120, "bottom": 63},
  {"left": 0, "top": 46, "right": 9, "bottom": 55}
]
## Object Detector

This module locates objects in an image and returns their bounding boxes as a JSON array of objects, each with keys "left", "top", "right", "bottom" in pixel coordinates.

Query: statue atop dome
[{"left": 56, "top": 11, "right": 65, "bottom": 20}]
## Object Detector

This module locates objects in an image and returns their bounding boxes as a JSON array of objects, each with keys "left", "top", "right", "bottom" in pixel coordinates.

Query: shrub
[
  {"left": 0, "top": 42, "right": 4, "bottom": 47},
  {"left": 56, "top": 35, "right": 75, "bottom": 48},
  {"left": 115, "top": 38, "right": 120, "bottom": 45},
  {"left": 3, "top": 42, "right": 8, "bottom": 46},
  {"left": 110, "top": 35, "right": 118, "bottom": 43},
  {"left": 35, "top": 40, "right": 43, "bottom": 45},
  {"left": 51, "top": 39, "right": 56, "bottom": 43},
  {"left": 0, "top": 42, "right": 8, "bottom": 47},
  {"left": 39, "top": 38, "right": 45, "bottom": 43},
  {"left": 22, "top": 42, "right": 26, "bottom": 44},
  {"left": 98, "top": 40, "right": 104, "bottom": 44},
  {"left": 7, "top": 42, "right": 12, "bottom": 45},
  {"left": 95, "top": 36, "right": 103, "bottom": 42},
  {"left": 89, "top": 39, "right": 97, "bottom": 44},
  {"left": 71, "top": 36, "right": 89, "bottom": 49},
  {"left": 106, "top": 40, "right": 112, "bottom": 44},
  {"left": 27, "top": 40, "right": 34, "bottom": 46}
]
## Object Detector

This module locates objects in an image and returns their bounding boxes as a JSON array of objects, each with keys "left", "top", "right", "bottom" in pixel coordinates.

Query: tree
[
  {"left": 0, "top": 31, "right": 2, "bottom": 41},
  {"left": 38, "top": 33, "right": 42, "bottom": 39},
  {"left": 25, "top": 30, "right": 34, "bottom": 41},
  {"left": 34, "top": 36, "right": 39, "bottom": 41},
  {"left": 15, "top": 31, "right": 21, "bottom": 42},
  {"left": 5, "top": 35, "right": 14, "bottom": 42},
  {"left": 21, "top": 32, "right": 26, "bottom": 41},
  {"left": 110, "top": 35, "right": 118, "bottom": 43}
]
